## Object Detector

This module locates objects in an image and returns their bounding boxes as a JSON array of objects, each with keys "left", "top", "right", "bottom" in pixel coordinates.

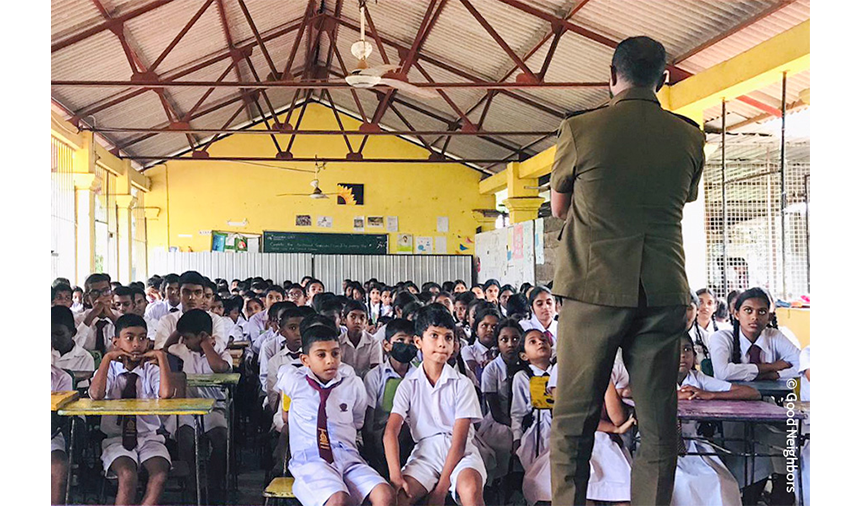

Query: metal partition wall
[
  {"left": 148, "top": 252, "right": 472, "bottom": 289},
  {"left": 51, "top": 137, "right": 76, "bottom": 282}
]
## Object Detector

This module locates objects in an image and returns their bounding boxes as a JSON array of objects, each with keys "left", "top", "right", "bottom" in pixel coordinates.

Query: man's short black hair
[
  {"left": 147, "top": 275, "right": 163, "bottom": 289},
  {"left": 611, "top": 36, "right": 667, "bottom": 89},
  {"left": 51, "top": 305, "right": 76, "bottom": 333},
  {"left": 115, "top": 314, "right": 147, "bottom": 336},
  {"left": 131, "top": 286, "right": 147, "bottom": 301},
  {"left": 179, "top": 270, "right": 207, "bottom": 288},
  {"left": 286, "top": 283, "right": 306, "bottom": 296},
  {"left": 385, "top": 318, "right": 415, "bottom": 341},
  {"left": 52, "top": 283, "right": 73, "bottom": 301},
  {"left": 113, "top": 286, "right": 134, "bottom": 298},
  {"left": 177, "top": 309, "right": 213, "bottom": 336},
  {"left": 301, "top": 322, "right": 340, "bottom": 354},
  {"left": 84, "top": 273, "right": 111, "bottom": 290},
  {"left": 342, "top": 299, "right": 367, "bottom": 316},
  {"left": 415, "top": 303, "right": 456, "bottom": 336},
  {"left": 454, "top": 291, "right": 476, "bottom": 306},
  {"left": 266, "top": 285, "right": 286, "bottom": 297},
  {"left": 402, "top": 301, "right": 424, "bottom": 321},
  {"left": 53, "top": 277, "right": 72, "bottom": 288},
  {"left": 161, "top": 273, "right": 180, "bottom": 290}
]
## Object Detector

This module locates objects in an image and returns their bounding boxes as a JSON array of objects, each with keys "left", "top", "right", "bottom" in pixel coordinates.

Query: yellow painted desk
[
  {"left": 59, "top": 398, "right": 214, "bottom": 506},
  {"left": 185, "top": 373, "right": 240, "bottom": 488},
  {"left": 51, "top": 391, "right": 80, "bottom": 411}
]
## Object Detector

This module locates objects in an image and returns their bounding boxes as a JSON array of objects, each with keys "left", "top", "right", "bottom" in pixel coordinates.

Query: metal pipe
[
  {"left": 84, "top": 127, "right": 554, "bottom": 136},
  {"left": 51, "top": 80, "right": 607, "bottom": 89},
  {"left": 123, "top": 156, "right": 517, "bottom": 163},
  {"left": 722, "top": 98, "right": 728, "bottom": 297},
  {"left": 804, "top": 173, "right": 810, "bottom": 294},
  {"left": 780, "top": 71, "right": 788, "bottom": 298}
]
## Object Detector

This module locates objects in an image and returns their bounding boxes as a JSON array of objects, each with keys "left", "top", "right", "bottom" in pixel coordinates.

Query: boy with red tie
[
  {"left": 275, "top": 321, "right": 394, "bottom": 506},
  {"left": 89, "top": 314, "right": 174, "bottom": 506},
  {"left": 77, "top": 273, "right": 120, "bottom": 353}
]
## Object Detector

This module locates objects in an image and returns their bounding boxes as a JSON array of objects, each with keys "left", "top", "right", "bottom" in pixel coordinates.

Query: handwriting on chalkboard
[{"left": 262, "top": 231, "right": 388, "bottom": 255}]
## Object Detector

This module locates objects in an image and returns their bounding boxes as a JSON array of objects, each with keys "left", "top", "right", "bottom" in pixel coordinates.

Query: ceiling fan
[
  {"left": 342, "top": 1, "right": 437, "bottom": 99},
  {"left": 276, "top": 160, "right": 330, "bottom": 199}
]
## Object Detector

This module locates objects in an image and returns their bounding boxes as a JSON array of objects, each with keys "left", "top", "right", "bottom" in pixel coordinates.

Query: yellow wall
[
  {"left": 776, "top": 308, "right": 810, "bottom": 349},
  {"left": 145, "top": 103, "right": 495, "bottom": 255}
]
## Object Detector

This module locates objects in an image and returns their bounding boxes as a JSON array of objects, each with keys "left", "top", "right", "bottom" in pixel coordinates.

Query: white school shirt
[
  {"left": 688, "top": 319, "right": 729, "bottom": 363},
  {"left": 679, "top": 369, "right": 732, "bottom": 393},
  {"left": 144, "top": 300, "right": 182, "bottom": 322},
  {"left": 364, "top": 358, "right": 414, "bottom": 414},
  {"left": 391, "top": 362, "right": 483, "bottom": 443},
  {"left": 52, "top": 364, "right": 73, "bottom": 392},
  {"left": 265, "top": 346, "right": 303, "bottom": 410},
  {"left": 461, "top": 340, "right": 494, "bottom": 367},
  {"left": 481, "top": 355, "right": 512, "bottom": 417},
  {"left": 244, "top": 309, "right": 269, "bottom": 344},
  {"left": 94, "top": 360, "right": 163, "bottom": 438},
  {"left": 52, "top": 344, "right": 95, "bottom": 387},
  {"left": 709, "top": 327, "right": 801, "bottom": 382},
  {"left": 154, "top": 310, "right": 228, "bottom": 353},
  {"left": 510, "top": 364, "right": 552, "bottom": 441},
  {"left": 167, "top": 342, "right": 232, "bottom": 402},
  {"left": 251, "top": 328, "right": 274, "bottom": 357},
  {"left": 276, "top": 363, "right": 367, "bottom": 455},
  {"left": 259, "top": 332, "right": 288, "bottom": 393},
  {"left": 75, "top": 314, "right": 118, "bottom": 352},
  {"left": 799, "top": 346, "right": 810, "bottom": 403},
  {"left": 339, "top": 329, "right": 382, "bottom": 380},
  {"left": 224, "top": 316, "right": 246, "bottom": 343},
  {"left": 372, "top": 324, "right": 387, "bottom": 344},
  {"left": 519, "top": 315, "right": 559, "bottom": 346}
]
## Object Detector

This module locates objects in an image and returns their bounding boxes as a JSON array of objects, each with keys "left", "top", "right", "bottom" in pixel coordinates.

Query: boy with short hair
[
  {"left": 52, "top": 283, "right": 74, "bottom": 308},
  {"left": 51, "top": 363, "right": 73, "bottom": 504},
  {"left": 339, "top": 300, "right": 382, "bottom": 379},
  {"left": 362, "top": 318, "right": 417, "bottom": 476},
  {"left": 145, "top": 274, "right": 181, "bottom": 321},
  {"left": 275, "top": 324, "right": 394, "bottom": 506},
  {"left": 89, "top": 314, "right": 174, "bottom": 506},
  {"left": 286, "top": 283, "right": 307, "bottom": 307},
  {"left": 154, "top": 271, "right": 228, "bottom": 352},
  {"left": 115, "top": 286, "right": 158, "bottom": 342},
  {"left": 130, "top": 287, "right": 149, "bottom": 317},
  {"left": 52, "top": 306, "right": 95, "bottom": 387},
  {"left": 245, "top": 286, "right": 286, "bottom": 344},
  {"left": 71, "top": 286, "right": 85, "bottom": 313},
  {"left": 384, "top": 304, "right": 487, "bottom": 506},
  {"left": 78, "top": 273, "right": 120, "bottom": 354},
  {"left": 164, "top": 309, "right": 232, "bottom": 504},
  {"left": 305, "top": 279, "right": 325, "bottom": 305}
]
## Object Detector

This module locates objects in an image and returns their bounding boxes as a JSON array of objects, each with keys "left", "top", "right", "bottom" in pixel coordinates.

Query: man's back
[{"left": 551, "top": 87, "right": 704, "bottom": 308}]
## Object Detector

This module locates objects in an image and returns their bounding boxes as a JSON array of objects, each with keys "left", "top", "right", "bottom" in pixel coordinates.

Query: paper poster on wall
[
  {"left": 367, "top": 216, "right": 384, "bottom": 229},
  {"left": 337, "top": 183, "right": 364, "bottom": 205},
  {"left": 535, "top": 218, "right": 545, "bottom": 264},
  {"left": 396, "top": 234, "right": 413, "bottom": 254},
  {"left": 211, "top": 232, "right": 227, "bottom": 252},
  {"left": 211, "top": 231, "right": 254, "bottom": 252},
  {"left": 386, "top": 216, "right": 399, "bottom": 232},
  {"left": 512, "top": 224, "right": 524, "bottom": 260},
  {"left": 317, "top": 216, "right": 333, "bottom": 228},
  {"left": 416, "top": 236, "right": 433, "bottom": 254},
  {"left": 506, "top": 227, "right": 514, "bottom": 263},
  {"left": 437, "top": 216, "right": 449, "bottom": 233},
  {"left": 296, "top": 215, "right": 311, "bottom": 227},
  {"left": 353, "top": 217, "right": 365, "bottom": 231},
  {"left": 435, "top": 236, "right": 447, "bottom": 254}
]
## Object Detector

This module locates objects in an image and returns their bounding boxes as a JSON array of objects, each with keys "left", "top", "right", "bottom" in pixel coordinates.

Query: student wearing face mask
[{"left": 362, "top": 319, "right": 418, "bottom": 477}]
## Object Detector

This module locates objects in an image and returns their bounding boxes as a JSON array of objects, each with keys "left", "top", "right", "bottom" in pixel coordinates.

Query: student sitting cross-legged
[
  {"left": 275, "top": 318, "right": 394, "bottom": 506},
  {"left": 88, "top": 314, "right": 174, "bottom": 506},
  {"left": 163, "top": 309, "right": 232, "bottom": 505},
  {"left": 384, "top": 303, "right": 487, "bottom": 506}
]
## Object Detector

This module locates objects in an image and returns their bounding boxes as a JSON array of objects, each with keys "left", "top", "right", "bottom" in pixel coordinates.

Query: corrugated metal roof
[{"left": 51, "top": 0, "right": 811, "bottom": 170}]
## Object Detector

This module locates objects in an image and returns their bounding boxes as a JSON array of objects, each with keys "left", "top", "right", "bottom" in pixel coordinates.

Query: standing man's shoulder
[
  {"left": 664, "top": 110, "right": 706, "bottom": 139},
  {"left": 561, "top": 104, "right": 609, "bottom": 127}
]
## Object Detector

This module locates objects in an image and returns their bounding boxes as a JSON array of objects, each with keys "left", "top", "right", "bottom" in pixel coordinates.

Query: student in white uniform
[
  {"left": 690, "top": 288, "right": 731, "bottom": 368},
  {"left": 51, "top": 363, "right": 73, "bottom": 505},
  {"left": 384, "top": 304, "right": 487, "bottom": 506},
  {"left": 275, "top": 324, "right": 394, "bottom": 506},
  {"left": 153, "top": 271, "right": 229, "bottom": 353},
  {"left": 709, "top": 287, "right": 801, "bottom": 505},
  {"left": 368, "top": 283, "right": 384, "bottom": 326},
  {"left": 164, "top": 309, "right": 232, "bottom": 504},
  {"left": 258, "top": 303, "right": 302, "bottom": 393},
  {"left": 77, "top": 273, "right": 120, "bottom": 354},
  {"left": 453, "top": 292, "right": 475, "bottom": 333},
  {"left": 546, "top": 354, "right": 636, "bottom": 506},
  {"left": 88, "top": 314, "right": 174, "bottom": 506},
  {"left": 52, "top": 306, "right": 95, "bottom": 388},
  {"left": 510, "top": 329, "right": 554, "bottom": 506},
  {"left": 476, "top": 318, "right": 523, "bottom": 482},
  {"left": 338, "top": 300, "right": 382, "bottom": 380},
  {"left": 461, "top": 306, "right": 500, "bottom": 384},
  {"left": 114, "top": 286, "right": 158, "bottom": 343},
  {"left": 361, "top": 318, "right": 417, "bottom": 477},
  {"left": 52, "top": 283, "right": 74, "bottom": 310},
  {"left": 144, "top": 274, "right": 182, "bottom": 322},
  {"left": 222, "top": 296, "right": 247, "bottom": 344},
  {"left": 673, "top": 333, "right": 759, "bottom": 506},
  {"left": 797, "top": 345, "right": 810, "bottom": 506},
  {"left": 244, "top": 286, "right": 286, "bottom": 346},
  {"left": 518, "top": 286, "right": 558, "bottom": 353}
]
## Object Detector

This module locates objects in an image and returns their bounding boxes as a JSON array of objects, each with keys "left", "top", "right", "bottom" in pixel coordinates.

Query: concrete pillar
[
  {"left": 115, "top": 194, "right": 136, "bottom": 284},
  {"left": 73, "top": 174, "right": 100, "bottom": 285},
  {"left": 503, "top": 161, "right": 545, "bottom": 223},
  {"left": 472, "top": 210, "right": 499, "bottom": 233}
]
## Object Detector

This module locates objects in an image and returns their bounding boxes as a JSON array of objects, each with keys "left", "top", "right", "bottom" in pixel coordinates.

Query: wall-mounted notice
[
  {"left": 367, "top": 216, "right": 384, "bottom": 229},
  {"left": 416, "top": 236, "right": 433, "bottom": 254},
  {"left": 435, "top": 236, "right": 447, "bottom": 254},
  {"left": 317, "top": 216, "right": 332, "bottom": 228},
  {"left": 386, "top": 216, "right": 399, "bottom": 232},
  {"left": 396, "top": 234, "right": 413, "bottom": 254},
  {"left": 353, "top": 217, "right": 365, "bottom": 231},
  {"left": 437, "top": 216, "right": 449, "bottom": 233}
]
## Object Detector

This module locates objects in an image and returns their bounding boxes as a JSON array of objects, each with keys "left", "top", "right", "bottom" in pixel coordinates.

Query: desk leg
[
  {"left": 226, "top": 385, "right": 233, "bottom": 490},
  {"left": 797, "top": 435, "right": 805, "bottom": 506},
  {"left": 65, "top": 416, "right": 76, "bottom": 505},
  {"left": 750, "top": 423, "right": 756, "bottom": 489},
  {"left": 743, "top": 422, "right": 749, "bottom": 488},
  {"left": 195, "top": 414, "right": 203, "bottom": 506}
]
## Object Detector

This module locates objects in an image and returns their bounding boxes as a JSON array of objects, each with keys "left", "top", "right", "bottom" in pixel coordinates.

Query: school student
[
  {"left": 88, "top": 314, "right": 174, "bottom": 506},
  {"left": 339, "top": 300, "right": 382, "bottom": 379},
  {"left": 461, "top": 306, "right": 500, "bottom": 384},
  {"left": 164, "top": 309, "right": 232, "bottom": 504},
  {"left": 154, "top": 271, "right": 229, "bottom": 353},
  {"left": 144, "top": 274, "right": 182, "bottom": 322},
  {"left": 384, "top": 304, "right": 487, "bottom": 506},
  {"left": 244, "top": 296, "right": 264, "bottom": 321},
  {"left": 498, "top": 285, "right": 515, "bottom": 317},
  {"left": 305, "top": 278, "right": 325, "bottom": 306},
  {"left": 453, "top": 292, "right": 475, "bottom": 330},
  {"left": 674, "top": 333, "right": 758, "bottom": 506},
  {"left": 482, "top": 279, "right": 501, "bottom": 307},
  {"left": 452, "top": 280, "right": 469, "bottom": 294},
  {"left": 114, "top": 286, "right": 157, "bottom": 342},
  {"left": 222, "top": 296, "right": 247, "bottom": 344},
  {"left": 51, "top": 363, "right": 73, "bottom": 505},
  {"left": 245, "top": 286, "right": 287, "bottom": 344},
  {"left": 129, "top": 286, "right": 150, "bottom": 318},
  {"left": 476, "top": 318, "right": 523, "bottom": 482},
  {"left": 368, "top": 283, "right": 384, "bottom": 325},
  {"left": 77, "top": 273, "right": 120, "bottom": 354},
  {"left": 52, "top": 283, "right": 74, "bottom": 309},
  {"left": 51, "top": 306, "right": 95, "bottom": 387},
  {"left": 362, "top": 318, "right": 418, "bottom": 476},
  {"left": 690, "top": 288, "right": 730, "bottom": 371},
  {"left": 258, "top": 303, "right": 302, "bottom": 392},
  {"left": 286, "top": 283, "right": 308, "bottom": 307},
  {"left": 380, "top": 286, "right": 393, "bottom": 319},
  {"left": 71, "top": 286, "right": 85, "bottom": 313},
  {"left": 518, "top": 286, "right": 558, "bottom": 352},
  {"left": 275, "top": 323, "right": 395, "bottom": 506}
]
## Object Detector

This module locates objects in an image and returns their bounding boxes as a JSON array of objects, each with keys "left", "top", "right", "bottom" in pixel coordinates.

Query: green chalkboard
[{"left": 262, "top": 231, "right": 388, "bottom": 254}]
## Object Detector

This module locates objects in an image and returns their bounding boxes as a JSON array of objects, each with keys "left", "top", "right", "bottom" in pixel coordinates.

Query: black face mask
[{"left": 390, "top": 342, "right": 419, "bottom": 363}]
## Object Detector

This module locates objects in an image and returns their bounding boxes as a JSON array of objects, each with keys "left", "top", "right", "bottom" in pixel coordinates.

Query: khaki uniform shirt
[{"left": 550, "top": 87, "right": 705, "bottom": 307}]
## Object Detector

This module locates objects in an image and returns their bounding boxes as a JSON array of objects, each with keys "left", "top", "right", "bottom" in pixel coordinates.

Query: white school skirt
[
  {"left": 475, "top": 417, "right": 513, "bottom": 481},
  {"left": 516, "top": 412, "right": 552, "bottom": 472},
  {"left": 522, "top": 431, "right": 632, "bottom": 505},
  {"left": 672, "top": 439, "right": 742, "bottom": 506}
]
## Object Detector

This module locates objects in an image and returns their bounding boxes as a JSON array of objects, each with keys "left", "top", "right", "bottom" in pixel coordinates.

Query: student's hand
[
  {"left": 390, "top": 475, "right": 409, "bottom": 500},
  {"left": 614, "top": 414, "right": 637, "bottom": 435},
  {"left": 106, "top": 350, "right": 132, "bottom": 363},
  {"left": 141, "top": 349, "right": 164, "bottom": 364},
  {"left": 200, "top": 336, "right": 216, "bottom": 351},
  {"left": 428, "top": 481, "right": 449, "bottom": 506},
  {"left": 772, "top": 360, "right": 792, "bottom": 371},
  {"left": 756, "top": 370, "right": 779, "bottom": 381},
  {"left": 617, "top": 387, "right": 633, "bottom": 399}
]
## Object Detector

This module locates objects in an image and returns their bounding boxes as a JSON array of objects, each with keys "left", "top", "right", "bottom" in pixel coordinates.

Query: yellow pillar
[
  {"left": 115, "top": 194, "right": 136, "bottom": 284},
  {"left": 472, "top": 210, "right": 500, "bottom": 233},
  {"left": 502, "top": 161, "right": 545, "bottom": 223},
  {"left": 72, "top": 131, "right": 98, "bottom": 285}
]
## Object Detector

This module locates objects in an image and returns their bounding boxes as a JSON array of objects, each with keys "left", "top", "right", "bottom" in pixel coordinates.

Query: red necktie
[
  {"left": 95, "top": 320, "right": 108, "bottom": 354},
  {"left": 305, "top": 376, "right": 343, "bottom": 464},
  {"left": 543, "top": 330, "right": 554, "bottom": 347},
  {"left": 748, "top": 344, "right": 763, "bottom": 365},
  {"left": 119, "top": 373, "right": 138, "bottom": 450}
]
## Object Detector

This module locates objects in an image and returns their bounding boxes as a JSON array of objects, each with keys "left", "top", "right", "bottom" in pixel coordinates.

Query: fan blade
[
  {"left": 276, "top": 193, "right": 311, "bottom": 197},
  {"left": 378, "top": 78, "right": 438, "bottom": 99},
  {"left": 360, "top": 64, "right": 401, "bottom": 77}
]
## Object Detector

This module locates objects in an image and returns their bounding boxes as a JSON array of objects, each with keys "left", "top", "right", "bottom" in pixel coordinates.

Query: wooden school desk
[
  {"left": 186, "top": 373, "right": 241, "bottom": 489},
  {"left": 58, "top": 398, "right": 215, "bottom": 506},
  {"left": 677, "top": 399, "right": 807, "bottom": 506},
  {"left": 730, "top": 378, "right": 797, "bottom": 400}
]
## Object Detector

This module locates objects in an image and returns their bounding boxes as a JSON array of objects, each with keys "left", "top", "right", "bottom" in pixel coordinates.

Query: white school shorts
[
  {"left": 101, "top": 433, "right": 171, "bottom": 472},
  {"left": 402, "top": 433, "right": 487, "bottom": 504},
  {"left": 289, "top": 445, "right": 387, "bottom": 506},
  {"left": 51, "top": 433, "right": 66, "bottom": 454},
  {"left": 178, "top": 409, "right": 228, "bottom": 432}
]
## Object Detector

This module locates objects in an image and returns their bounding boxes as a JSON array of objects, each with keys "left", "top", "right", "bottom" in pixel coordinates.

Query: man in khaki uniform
[{"left": 549, "top": 37, "right": 704, "bottom": 506}]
